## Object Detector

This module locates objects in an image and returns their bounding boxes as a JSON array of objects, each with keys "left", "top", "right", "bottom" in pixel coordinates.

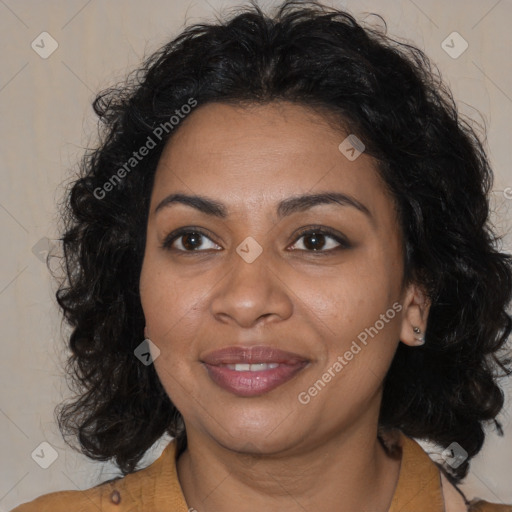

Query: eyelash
[{"left": 160, "top": 225, "right": 351, "bottom": 254}]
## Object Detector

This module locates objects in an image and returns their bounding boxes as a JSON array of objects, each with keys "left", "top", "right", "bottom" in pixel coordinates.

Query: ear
[{"left": 399, "top": 283, "right": 430, "bottom": 346}]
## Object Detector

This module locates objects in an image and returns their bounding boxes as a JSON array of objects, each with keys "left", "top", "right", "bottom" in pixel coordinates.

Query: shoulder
[
  {"left": 467, "top": 499, "right": 512, "bottom": 512},
  {"left": 9, "top": 483, "right": 121, "bottom": 512},
  {"left": 386, "top": 429, "right": 512, "bottom": 512},
  {"left": 10, "top": 440, "right": 188, "bottom": 512},
  {"left": 441, "top": 472, "right": 512, "bottom": 512},
  {"left": 9, "top": 472, "right": 147, "bottom": 512}
]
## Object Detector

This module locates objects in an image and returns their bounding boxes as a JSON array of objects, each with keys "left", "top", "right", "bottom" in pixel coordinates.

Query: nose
[{"left": 209, "top": 248, "right": 294, "bottom": 329}]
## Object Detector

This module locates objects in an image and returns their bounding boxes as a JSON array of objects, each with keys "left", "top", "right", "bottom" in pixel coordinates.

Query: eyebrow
[{"left": 154, "top": 192, "right": 372, "bottom": 221}]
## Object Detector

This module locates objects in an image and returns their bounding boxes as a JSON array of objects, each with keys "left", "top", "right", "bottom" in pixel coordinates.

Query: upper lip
[{"left": 201, "top": 345, "right": 309, "bottom": 365}]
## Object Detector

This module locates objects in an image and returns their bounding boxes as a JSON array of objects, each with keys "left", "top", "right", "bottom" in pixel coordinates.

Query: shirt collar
[{"left": 388, "top": 430, "right": 445, "bottom": 512}]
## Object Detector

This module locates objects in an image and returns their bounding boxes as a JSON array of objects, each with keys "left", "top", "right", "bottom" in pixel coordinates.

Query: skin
[{"left": 139, "top": 101, "right": 430, "bottom": 512}]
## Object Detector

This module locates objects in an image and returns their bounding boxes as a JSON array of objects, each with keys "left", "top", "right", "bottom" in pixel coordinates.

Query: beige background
[{"left": 1, "top": 0, "right": 511, "bottom": 509}]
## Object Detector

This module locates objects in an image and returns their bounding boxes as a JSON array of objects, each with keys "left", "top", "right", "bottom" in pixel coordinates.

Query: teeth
[{"left": 226, "top": 363, "right": 280, "bottom": 371}]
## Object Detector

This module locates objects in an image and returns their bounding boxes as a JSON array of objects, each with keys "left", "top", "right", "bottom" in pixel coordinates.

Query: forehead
[{"left": 151, "top": 101, "right": 395, "bottom": 222}]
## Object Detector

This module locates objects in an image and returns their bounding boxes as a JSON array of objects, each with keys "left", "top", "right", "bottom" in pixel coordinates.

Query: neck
[{"left": 176, "top": 422, "right": 401, "bottom": 512}]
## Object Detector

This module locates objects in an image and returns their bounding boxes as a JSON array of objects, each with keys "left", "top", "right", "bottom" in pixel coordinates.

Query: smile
[{"left": 201, "top": 345, "right": 310, "bottom": 396}]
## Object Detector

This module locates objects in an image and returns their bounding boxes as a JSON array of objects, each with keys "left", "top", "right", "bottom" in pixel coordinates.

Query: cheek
[
  {"left": 328, "top": 304, "right": 401, "bottom": 404},
  {"left": 139, "top": 252, "right": 206, "bottom": 360},
  {"left": 141, "top": 247, "right": 195, "bottom": 314},
  {"left": 296, "top": 250, "right": 399, "bottom": 334},
  {"left": 296, "top": 250, "right": 402, "bottom": 385},
  {"left": 139, "top": 257, "right": 203, "bottom": 409}
]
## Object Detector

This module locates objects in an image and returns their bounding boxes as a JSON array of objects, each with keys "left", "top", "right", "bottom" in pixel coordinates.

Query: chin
[
  {"left": 206, "top": 412, "right": 304, "bottom": 453},
  {"left": 223, "top": 432, "right": 301, "bottom": 456}
]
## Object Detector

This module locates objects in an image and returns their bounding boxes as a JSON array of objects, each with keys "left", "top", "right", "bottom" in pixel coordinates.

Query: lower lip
[{"left": 203, "top": 362, "right": 308, "bottom": 397}]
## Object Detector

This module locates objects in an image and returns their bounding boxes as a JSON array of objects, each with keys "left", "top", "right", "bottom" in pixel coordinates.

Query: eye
[
  {"left": 289, "top": 227, "right": 350, "bottom": 252},
  {"left": 161, "top": 226, "right": 350, "bottom": 254},
  {"left": 161, "top": 228, "right": 221, "bottom": 252}
]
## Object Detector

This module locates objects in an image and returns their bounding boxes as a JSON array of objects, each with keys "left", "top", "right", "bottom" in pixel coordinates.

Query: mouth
[{"left": 201, "top": 345, "right": 310, "bottom": 397}]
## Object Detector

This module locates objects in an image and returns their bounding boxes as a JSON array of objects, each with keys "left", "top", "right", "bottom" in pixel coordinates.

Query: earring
[{"left": 413, "top": 326, "right": 425, "bottom": 345}]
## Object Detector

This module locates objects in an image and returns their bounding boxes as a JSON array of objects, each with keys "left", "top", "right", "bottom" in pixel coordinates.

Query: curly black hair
[{"left": 53, "top": 0, "right": 512, "bottom": 483}]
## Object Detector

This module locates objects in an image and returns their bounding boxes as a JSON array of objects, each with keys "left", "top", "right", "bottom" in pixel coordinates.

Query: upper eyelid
[{"left": 162, "top": 227, "right": 219, "bottom": 247}]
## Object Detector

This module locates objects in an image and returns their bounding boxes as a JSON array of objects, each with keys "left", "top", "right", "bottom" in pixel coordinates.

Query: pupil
[
  {"left": 304, "top": 233, "right": 325, "bottom": 250},
  {"left": 183, "top": 232, "right": 201, "bottom": 250}
]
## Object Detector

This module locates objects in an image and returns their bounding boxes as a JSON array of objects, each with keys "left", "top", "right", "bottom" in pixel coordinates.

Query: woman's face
[{"left": 139, "top": 101, "right": 426, "bottom": 454}]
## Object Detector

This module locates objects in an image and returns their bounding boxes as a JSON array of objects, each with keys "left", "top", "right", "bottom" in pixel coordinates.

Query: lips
[
  {"left": 202, "top": 346, "right": 308, "bottom": 365},
  {"left": 201, "top": 345, "right": 309, "bottom": 397}
]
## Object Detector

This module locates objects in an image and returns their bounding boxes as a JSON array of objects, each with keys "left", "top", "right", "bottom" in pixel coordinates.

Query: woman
[{"left": 12, "top": 1, "right": 512, "bottom": 510}]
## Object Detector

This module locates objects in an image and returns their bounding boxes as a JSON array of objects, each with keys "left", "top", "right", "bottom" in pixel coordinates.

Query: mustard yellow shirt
[{"left": 11, "top": 431, "right": 511, "bottom": 511}]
